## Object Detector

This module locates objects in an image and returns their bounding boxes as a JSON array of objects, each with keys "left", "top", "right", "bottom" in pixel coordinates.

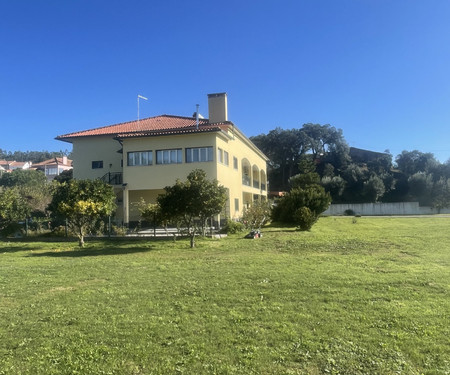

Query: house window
[
  {"left": 156, "top": 149, "right": 182, "bottom": 164},
  {"left": 234, "top": 198, "right": 239, "bottom": 212},
  {"left": 46, "top": 167, "right": 58, "bottom": 176},
  {"left": 92, "top": 161, "right": 103, "bottom": 169},
  {"left": 186, "top": 147, "right": 213, "bottom": 163},
  {"left": 127, "top": 151, "right": 153, "bottom": 166},
  {"left": 233, "top": 156, "right": 238, "bottom": 170},
  {"left": 218, "top": 148, "right": 229, "bottom": 165}
]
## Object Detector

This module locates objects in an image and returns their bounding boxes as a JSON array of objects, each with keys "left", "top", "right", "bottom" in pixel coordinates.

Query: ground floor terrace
[{"left": 113, "top": 186, "right": 267, "bottom": 227}]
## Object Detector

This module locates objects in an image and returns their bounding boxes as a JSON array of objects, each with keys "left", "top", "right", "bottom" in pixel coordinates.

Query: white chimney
[{"left": 208, "top": 93, "right": 228, "bottom": 123}]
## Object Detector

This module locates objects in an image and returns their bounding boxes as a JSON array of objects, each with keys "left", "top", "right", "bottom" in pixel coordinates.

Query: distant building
[
  {"left": 33, "top": 156, "right": 73, "bottom": 180},
  {"left": 0, "top": 160, "right": 32, "bottom": 172},
  {"left": 349, "top": 147, "right": 389, "bottom": 164}
]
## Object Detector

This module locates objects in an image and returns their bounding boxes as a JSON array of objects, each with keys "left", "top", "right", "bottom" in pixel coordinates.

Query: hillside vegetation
[{"left": 0, "top": 217, "right": 449, "bottom": 374}]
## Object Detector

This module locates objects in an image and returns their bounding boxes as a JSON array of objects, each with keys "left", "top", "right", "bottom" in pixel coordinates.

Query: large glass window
[
  {"left": 156, "top": 149, "right": 182, "bottom": 164},
  {"left": 186, "top": 147, "right": 213, "bottom": 163},
  {"left": 127, "top": 151, "right": 153, "bottom": 166}
]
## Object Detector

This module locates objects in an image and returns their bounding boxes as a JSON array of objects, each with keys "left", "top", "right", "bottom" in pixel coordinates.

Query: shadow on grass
[{"left": 28, "top": 245, "right": 157, "bottom": 257}]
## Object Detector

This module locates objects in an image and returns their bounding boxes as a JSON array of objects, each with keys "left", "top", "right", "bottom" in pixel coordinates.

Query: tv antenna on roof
[{"left": 137, "top": 95, "right": 148, "bottom": 121}]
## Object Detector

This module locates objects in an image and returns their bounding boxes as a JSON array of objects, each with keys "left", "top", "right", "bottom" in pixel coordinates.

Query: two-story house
[{"left": 56, "top": 93, "right": 268, "bottom": 225}]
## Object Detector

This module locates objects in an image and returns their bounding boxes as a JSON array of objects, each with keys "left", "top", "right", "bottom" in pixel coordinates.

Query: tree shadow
[{"left": 28, "top": 245, "right": 157, "bottom": 258}]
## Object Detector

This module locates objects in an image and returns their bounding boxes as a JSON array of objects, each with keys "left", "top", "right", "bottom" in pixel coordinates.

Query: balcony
[{"left": 101, "top": 172, "right": 123, "bottom": 185}]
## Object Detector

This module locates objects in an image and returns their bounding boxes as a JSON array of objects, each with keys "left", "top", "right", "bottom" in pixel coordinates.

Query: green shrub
[
  {"left": 344, "top": 209, "right": 355, "bottom": 216},
  {"left": 221, "top": 219, "right": 244, "bottom": 234},
  {"left": 294, "top": 206, "right": 318, "bottom": 231}
]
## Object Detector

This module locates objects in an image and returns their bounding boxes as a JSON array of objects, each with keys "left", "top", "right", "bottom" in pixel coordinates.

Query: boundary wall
[{"left": 323, "top": 202, "right": 450, "bottom": 216}]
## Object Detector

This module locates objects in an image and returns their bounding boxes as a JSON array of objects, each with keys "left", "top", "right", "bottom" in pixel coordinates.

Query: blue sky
[{"left": 2, "top": 0, "right": 450, "bottom": 162}]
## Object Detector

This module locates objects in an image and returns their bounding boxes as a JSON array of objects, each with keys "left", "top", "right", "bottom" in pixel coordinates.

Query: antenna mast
[{"left": 137, "top": 95, "right": 148, "bottom": 121}]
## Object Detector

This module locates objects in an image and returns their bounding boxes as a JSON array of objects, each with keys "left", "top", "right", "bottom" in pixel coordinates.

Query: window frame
[
  {"left": 156, "top": 148, "right": 182, "bottom": 165},
  {"left": 127, "top": 150, "right": 153, "bottom": 166},
  {"left": 185, "top": 146, "right": 213, "bottom": 163}
]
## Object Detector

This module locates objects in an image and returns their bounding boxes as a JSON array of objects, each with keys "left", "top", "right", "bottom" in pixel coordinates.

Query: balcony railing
[
  {"left": 242, "top": 175, "right": 251, "bottom": 186},
  {"left": 101, "top": 172, "right": 123, "bottom": 185}
]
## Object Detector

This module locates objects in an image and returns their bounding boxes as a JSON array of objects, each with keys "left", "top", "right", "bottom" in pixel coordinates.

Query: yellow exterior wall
[
  {"left": 71, "top": 136, "right": 123, "bottom": 180},
  {"left": 68, "top": 127, "right": 267, "bottom": 223},
  {"left": 123, "top": 132, "right": 218, "bottom": 190},
  {"left": 215, "top": 129, "right": 268, "bottom": 219}
]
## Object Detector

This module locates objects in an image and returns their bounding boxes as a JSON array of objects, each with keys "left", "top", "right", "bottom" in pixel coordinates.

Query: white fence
[{"left": 323, "top": 202, "right": 450, "bottom": 216}]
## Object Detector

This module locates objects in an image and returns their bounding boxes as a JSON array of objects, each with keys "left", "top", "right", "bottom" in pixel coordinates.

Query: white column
[{"left": 123, "top": 186, "right": 129, "bottom": 226}]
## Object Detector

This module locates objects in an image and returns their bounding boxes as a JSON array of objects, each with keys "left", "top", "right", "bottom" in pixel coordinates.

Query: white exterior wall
[{"left": 324, "top": 202, "right": 450, "bottom": 216}]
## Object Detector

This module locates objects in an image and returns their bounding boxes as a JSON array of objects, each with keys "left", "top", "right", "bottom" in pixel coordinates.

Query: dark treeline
[
  {"left": 0, "top": 149, "right": 71, "bottom": 163},
  {"left": 250, "top": 125, "right": 450, "bottom": 209}
]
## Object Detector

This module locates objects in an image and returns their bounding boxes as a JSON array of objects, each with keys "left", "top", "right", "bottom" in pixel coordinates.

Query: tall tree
[
  {"left": 48, "top": 179, "right": 116, "bottom": 247},
  {"left": 301, "top": 123, "right": 350, "bottom": 174},
  {"left": 395, "top": 150, "right": 438, "bottom": 176},
  {"left": 251, "top": 128, "right": 309, "bottom": 191},
  {"left": 157, "top": 169, "right": 227, "bottom": 248}
]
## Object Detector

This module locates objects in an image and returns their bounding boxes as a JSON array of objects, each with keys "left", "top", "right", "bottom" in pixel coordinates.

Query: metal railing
[{"left": 100, "top": 172, "right": 123, "bottom": 185}]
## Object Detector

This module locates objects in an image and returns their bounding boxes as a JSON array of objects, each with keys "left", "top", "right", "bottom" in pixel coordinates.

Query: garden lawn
[{"left": 0, "top": 216, "right": 449, "bottom": 374}]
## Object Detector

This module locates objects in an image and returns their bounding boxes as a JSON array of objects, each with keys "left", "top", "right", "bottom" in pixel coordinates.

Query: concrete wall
[{"left": 324, "top": 202, "right": 450, "bottom": 216}]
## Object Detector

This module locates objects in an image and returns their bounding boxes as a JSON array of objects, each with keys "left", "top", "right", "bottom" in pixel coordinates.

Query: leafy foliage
[
  {"left": 272, "top": 184, "right": 331, "bottom": 230},
  {"left": 48, "top": 179, "right": 116, "bottom": 247},
  {"left": 0, "top": 187, "right": 30, "bottom": 236},
  {"left": 221, "top": 219, "right": 245, "bottom": 234},
  {"left": 157, "top": 169, "right": 227, "bottom": 247},
  {"left": 0, "top": 169, "right": 52, "bottom": 217},
  {"left": 241, "top": 200, "right": 272, "bottom": 230}
]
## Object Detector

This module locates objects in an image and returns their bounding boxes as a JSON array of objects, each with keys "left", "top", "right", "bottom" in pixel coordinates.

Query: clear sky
[{"left": 2, "top": 0, "right": 450, "bottom": 162}]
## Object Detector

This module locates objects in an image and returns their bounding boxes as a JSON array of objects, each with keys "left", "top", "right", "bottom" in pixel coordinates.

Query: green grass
[{"left": 0, "top": 217, "right": 449, "bottom": 374}]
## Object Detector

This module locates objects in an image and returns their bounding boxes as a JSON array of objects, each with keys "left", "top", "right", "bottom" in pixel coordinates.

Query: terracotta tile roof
[
  {"left": 33, "top": 157, "right": 73, "bottom": 167},
  {"left": 56, "top": 115, "right": 231, "bottom": 141}
]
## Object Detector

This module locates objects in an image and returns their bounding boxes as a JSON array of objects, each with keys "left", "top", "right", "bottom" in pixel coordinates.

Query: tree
[
  {"left": 241, "top": 200, "right": 272, "bottom": 230},
  {"left": 395, "top": 150, "right": 438, "bottom": 176},
  {"left": 272, "top": 185, "right": 331, "bottom": 230},
  {"left": 251, "top": 128, "right": 309, "bottom": 191},
  {"left": 136, "top": 198, "right": 170, "bottom": 236},
  {"left": 48, "top": 179, "right": 116, "bottom": 247},
  {"left": 408, "top": 172, "right": 433, "bottom": 206},
  {"left": 0, "top": 187, "right": 30, "bottom": 236},
  {"left": 0, "top": 168, "right": 47, "bottom": 188},
  {"left": 363, "top": 175, "right": 386, "bottom": 202},
  {"left": 157, "top": 169, "right": 227, "bottom": 248},
  {"left": 0, "top": 169, "right": 51, "bottom": 217},
  {"left": 321, "top": 175, "right": 346, "bottom": 202},
  {"left": 53, "top": 169, "right": 73, "bottom": 183},
  {"left": 301, "top": 123, "right": 350, "bottom": 174},
  {"left": 431, "top": 177, "right": 450, "bottom": 213}
]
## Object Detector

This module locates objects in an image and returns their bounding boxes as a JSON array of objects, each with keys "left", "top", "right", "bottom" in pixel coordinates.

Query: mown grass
[{"left": 0, "top": 217, "right": 449, "bottom": 374}]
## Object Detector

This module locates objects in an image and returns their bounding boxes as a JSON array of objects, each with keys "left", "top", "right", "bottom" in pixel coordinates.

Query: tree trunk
[
  {"left": 78, "top": 235, "right": 85, "bottom": 247},
  {"left": 190, "top": 233, "right": 195, "bottom": 248}
]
